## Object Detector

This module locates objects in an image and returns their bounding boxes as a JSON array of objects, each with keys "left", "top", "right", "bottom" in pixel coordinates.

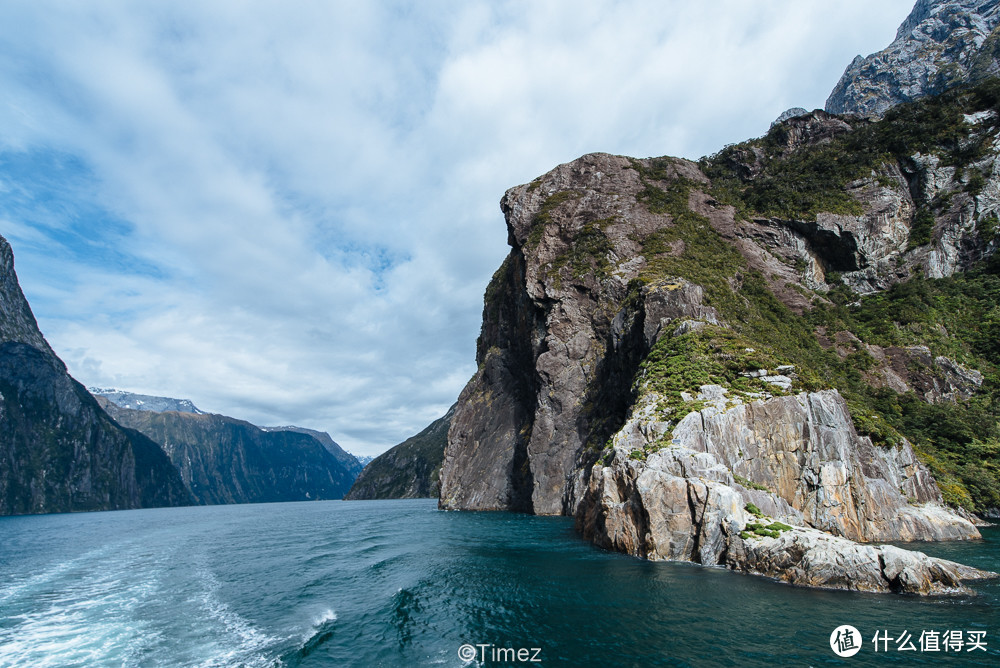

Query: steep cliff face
[
  {"left": 0, "top": 236, "right": 190, "bottom": 515},
  {"left": 441, "top": 113, "right": 1000, "bottom": 510},
  {"left": 99, "top": 399, "right": 356, "bottom": 504},
  {"left": 827, "top": 0, "right": 1000, "bottom": 117},
  {"left": 345, "top": 404, "right": 454, "bottom": 500},
  {"left": 439, "top": 76, "right": 1000, "bottom": 590},
  {"left": 440, "top": 153, "right": 691, "bottom": 515}
]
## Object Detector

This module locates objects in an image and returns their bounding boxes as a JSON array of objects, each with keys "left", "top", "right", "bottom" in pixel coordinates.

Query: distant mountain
[
  {"left": 90, "top": 388, "right": 205, "bottom": 414},
  {"left": 261, "top": 425, "right": 362, "bottom": 477},
  {"left": 0, "top": 235, "right": 191, "bottom": 515},
  {"left": 99, "top": 399, "right": 358, "bottom": 505},
  {"left": 345, "top": 404, "right": 454, "bottom": 500},
  {"left": 827, "top": 0, "right": 1000, "bottom": 116},
  {"left": 351, "top": 454, "right": 375, "bottom": 467}
]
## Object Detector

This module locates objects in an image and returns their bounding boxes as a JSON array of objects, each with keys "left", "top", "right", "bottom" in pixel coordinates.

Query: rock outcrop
[
  {"left": 0, "top": 235, "right": 191, "bottom": 515},
  {"left": 730, "top": 528, "right": 993, "bottom": 594},
  {"left": 345, "top": 404, "right": 454, "bottom": 500},
  {"left": 440, "top": 153, "right": 696, "bottom": 515},
  {"left": 581, "top": 388, "right": 976, "bottom": 542},
  {"left": 574, "top": 386, "right": 991, "bottom": 593},
  {"left": 827, "top": 0, "right": 1000, "bottom": 117},
  {"left": 710, "top": 106, "right": 1000, "bottom": 295},
  {"left": 100, "top": 399, "right": 357, "bottom": 505}
]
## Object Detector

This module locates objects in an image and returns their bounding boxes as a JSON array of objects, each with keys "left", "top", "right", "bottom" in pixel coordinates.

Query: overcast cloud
[{"left": 0, "top": 0, "right": 914, "bottom": 455}]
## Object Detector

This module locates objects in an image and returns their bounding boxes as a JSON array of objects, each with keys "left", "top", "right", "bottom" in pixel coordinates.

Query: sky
[{"left": 0, "top": 0, "right": 915, "bottom": 456}]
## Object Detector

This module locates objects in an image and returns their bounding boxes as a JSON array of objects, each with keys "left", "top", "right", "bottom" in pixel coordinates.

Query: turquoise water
[{"left": 0, "top": 499, "right": 996, "bottom": 667}]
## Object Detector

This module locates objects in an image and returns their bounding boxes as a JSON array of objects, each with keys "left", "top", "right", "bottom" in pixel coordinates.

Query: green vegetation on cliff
[
  {"left": 632, "top": 186, "right": 1000, "bottom": 510},
  {"left": 624, "top": 83, "right": 1000, "bottom": 513},
  {"left": 637, "top": 324, "right": 794, "bottom": 425},
  {"left": 701, "top": 79, "right": 1000, "bottom": 225},
  {"left": 808, "top": 263, "right": 1000, "bottom": 511}
]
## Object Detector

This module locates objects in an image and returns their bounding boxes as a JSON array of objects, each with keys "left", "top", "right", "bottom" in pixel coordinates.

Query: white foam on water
[
  {"left": 0, "top": 565, "right": 162, "bottom": 668},
  {"left": 312, "top": 608, "right": 337, "bottom": 627},
  {"left": 296, "top": 606, "right": 338, "bottom": 645},
  {"left": 190, "top": 567, "right": 284, "bottom": 668},
  {"left": 0, "top": 533, "right": 186, "bottom": 668},
  {"left": 0, "top": 541, "right": 120, "bottom": 606}
]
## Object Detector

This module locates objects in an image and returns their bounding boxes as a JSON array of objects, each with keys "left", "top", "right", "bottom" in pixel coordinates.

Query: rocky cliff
[
  {"left": 439, "top": 70, "right": 1000, "bottom": 591},
  {"left": 345, "top": 404, "right": 454, "bottom": 500},
  {"left": 99, "top": 399, "right": 357, "bottom": 504},
  {"left": 827, "top": 0, "right": 1000, "bottom": 117},
  {"left": 0, "top": 235, "right": 191, "bottom": 515}
]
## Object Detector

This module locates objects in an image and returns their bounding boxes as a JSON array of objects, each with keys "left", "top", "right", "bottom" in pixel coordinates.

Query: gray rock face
[
  {"left": 0, "top": 237, "right": 55, "bottom": 357},
  {"left": 345, "top": 404, "right": 454, "bottom": 500},
  {"left": 574, "top": 388, "right": 993, "bottom": 594},
  {"left": 771, "top": 107, "right": 809, "bottom": 128},
  {"left": 100, "top": 399, "right": 356, "bottom": 505},
  {"left": 440, "top": 154, "right": 719, "bottom": 515},
  {"left": 729, "top": 528, "right": 994, "bottom": 594},
  {"left": 577, "top": 386, "right": 978, "bottom": 545},
  {"left": 0, "top": 236, "right": 190, "bottom": 515},
  {"left": 827, "top": 0, "right": 1000, "bottom": 117},
  {"left": 673, "top": 389, "right": 973, "bottom": 541},
  {"left": 716, "top": 107, "right": 1000, "bottom": 295}
]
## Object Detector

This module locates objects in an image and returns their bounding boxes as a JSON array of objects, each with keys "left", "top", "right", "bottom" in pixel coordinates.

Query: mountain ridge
[
  {"left": 99, "top": 398, "right": 359, "bottom": 505},
  {"left": 260, "top": 424, "right": 362, "bottom": 477},
  {"left": 90, "top": 387, "right": 206, "bottom": 414}
]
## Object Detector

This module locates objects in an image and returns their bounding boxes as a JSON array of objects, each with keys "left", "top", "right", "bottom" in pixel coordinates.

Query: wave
[
  {"left": 280, "top": 607, "right": 338, "bottom": 665},
  {"left": 311, "top": 608, "right": 337, "bottom": 627}
]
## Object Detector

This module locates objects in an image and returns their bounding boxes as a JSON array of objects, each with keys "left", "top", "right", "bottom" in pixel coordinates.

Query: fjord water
[{"left": 0, "top": 500, "right": 996, "bottom": 667}]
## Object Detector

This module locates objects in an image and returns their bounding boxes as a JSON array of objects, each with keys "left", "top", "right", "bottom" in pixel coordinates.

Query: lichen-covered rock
[
  {"left": 670, "top": 389, "right": 978, "bottom": 542},
  {"left": 578, "top": 389, "right": 977, "bottom": 538}
]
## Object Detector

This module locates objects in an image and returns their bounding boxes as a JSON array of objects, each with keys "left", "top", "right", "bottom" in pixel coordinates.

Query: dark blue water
[{"left": 0, "top": 499, "right": 996, "bottom": 667}]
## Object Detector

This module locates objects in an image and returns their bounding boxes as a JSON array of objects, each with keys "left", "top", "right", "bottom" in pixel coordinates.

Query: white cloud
[{"left": 0, "top": 0, "right": 915, "bottom": 454}]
